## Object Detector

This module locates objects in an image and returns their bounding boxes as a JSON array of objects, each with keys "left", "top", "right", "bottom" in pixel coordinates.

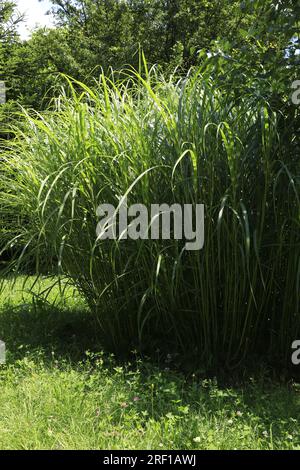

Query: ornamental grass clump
[{"left": 0, "top": 68, "right": 299, "bottom": 368}]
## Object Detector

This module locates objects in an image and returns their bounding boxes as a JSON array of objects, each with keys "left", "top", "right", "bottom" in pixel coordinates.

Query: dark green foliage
[{"left": 3, "top": 0, "right": 298, "bottom": 108}]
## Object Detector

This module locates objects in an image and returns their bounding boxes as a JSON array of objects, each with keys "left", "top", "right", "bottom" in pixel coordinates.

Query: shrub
[{"left": 0, "top": 68, "right": 299, "bottom": 368}]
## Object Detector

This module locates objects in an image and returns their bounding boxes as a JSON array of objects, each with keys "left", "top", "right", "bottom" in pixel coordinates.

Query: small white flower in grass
[
  {"left": 193, "top": 436, "right": 201, "bottom": 443},
  {"left": 262, "top": 431, "right": 268, "bottom": 438},
  {"left": 227, "top": 419, "right": 233, "bottom": 425}
]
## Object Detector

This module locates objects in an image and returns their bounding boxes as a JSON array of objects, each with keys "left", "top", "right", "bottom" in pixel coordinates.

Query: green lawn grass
[{"left": 0, "top": 277, "right": 299, "bottom": 450}]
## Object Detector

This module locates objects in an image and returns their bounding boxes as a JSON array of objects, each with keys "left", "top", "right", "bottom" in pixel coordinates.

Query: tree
[
  {"left": 202, "top": 0, "right": 300, "bottom": 101},
  {"left": 46, "top": 0, "right": 256, "bottom": 71},
  {"left": 0, "top": 0, "right": 23, "bottom": 42},
  {"left": 2, "top": 0, "right": 299, "bottom": 109}
]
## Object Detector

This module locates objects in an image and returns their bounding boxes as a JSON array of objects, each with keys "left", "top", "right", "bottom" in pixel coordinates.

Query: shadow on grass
[{"left": 0, "top": 299, "right": 101, "bottom": 363}]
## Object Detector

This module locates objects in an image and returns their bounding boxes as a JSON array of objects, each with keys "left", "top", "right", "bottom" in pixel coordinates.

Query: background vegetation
[{"left": 1, "top": 1, "right": 299, "bottom": 108}]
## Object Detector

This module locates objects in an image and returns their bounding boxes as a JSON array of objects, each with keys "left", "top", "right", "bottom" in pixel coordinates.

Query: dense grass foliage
[
  {"left": 0, "top": 278, "right": 299, "bottom": 450},
  {"left": 0, "top": 69, "right": 299, "bottom": 368}
]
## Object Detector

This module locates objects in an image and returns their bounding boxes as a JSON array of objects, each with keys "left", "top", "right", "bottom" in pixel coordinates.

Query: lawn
[{"left": 0, "top": 277, "right": 299, "bottom": 450}]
